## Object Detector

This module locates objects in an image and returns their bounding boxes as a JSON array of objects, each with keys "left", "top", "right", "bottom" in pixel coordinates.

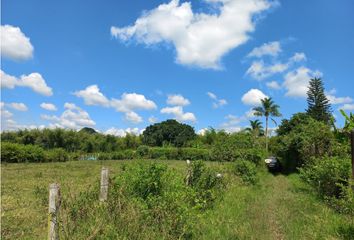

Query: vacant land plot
[{"left": 1, "top": 160, "right": 353, "bottom": 239}]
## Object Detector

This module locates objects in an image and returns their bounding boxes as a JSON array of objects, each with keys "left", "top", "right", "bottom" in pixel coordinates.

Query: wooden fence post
[
  {"left": 99, "top": 167, "right": 109, "bottom": 202},
  {"left": 48, "top": 183, "right": 60, "bottom": 240}
]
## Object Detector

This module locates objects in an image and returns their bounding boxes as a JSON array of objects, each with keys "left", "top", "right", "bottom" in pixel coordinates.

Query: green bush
[
  {"left": 273, "top": 118, "right": 335, "bottom": 172},
  {"left": 178, "top": 148, "right": 209, "bottom": 160},
  {"left": 235, "top": 148, "right": 266, "bottom": 166},
  {"left": 234, "top": 160, "right": 259, "bottom": 185},
  {"left": 299, "top": 157, "right": 351, "bottom": 198},
  {"left": 136, "top": 145, "right": 149, "bottom": 158},
  {"left": 187, "top": 160, "right": 224, "bottom": 209},
  {"left": 45, "top": 148, "right": 68, "bottom": 162},
  {"left": 210, "top": 136, "right": 236, "bottom": 161},
  {"left": 1, "top": 142, "right": 45, "bottom": 163}
]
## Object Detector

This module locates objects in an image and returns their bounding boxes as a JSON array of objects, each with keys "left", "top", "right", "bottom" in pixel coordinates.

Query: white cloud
[
  {"left": 167, "top": 94, "right": 190, "bottom": 106},
  {"left": 339, "top": 104, "right": 354, "bottom": 111},
  {"left": 104, "top": 127, "right": 142, "bottom": 137},
  {"left": 207, "top": 92, "right": 227, "bottom": 108},
  {"left": 111, "top": 93, "right": 157, "bottom": 112},
  {"left": 124, "top": 111, "right": 143, "bottom": 124},
  {"left": 41, "top": 103, "right": 95, "bottom": 129},
  {"left": 197, "top": 128, "right": 208, "bottom": 135},
  {"left": 246, "top": 60, "right": 288, "bottom": 80},
  {"left": 148, "top": 116, "right": 158, "bottom": 123},
  {"left": 248, "top": 41, "right": 281, "bottom": 58},
  {"left": 1, "top": 104, "right": 13, "bottom": 119},
  {"left": 327, "top": 95, "right": 353, "bottom": 105},
  {"left": 289, "top": 52, "right": 306, "bottom": 62},
  {"left": 266, "top": 80, "right": 281, "bottom": 90},
  {"left": 73, "top": 85, "right": 157, "bottom": 124},
  {"left": 7, "top": 102, "right": 28, "bottom": 111},
  {"left": 241, "top": 88, "right": 268, "bottom": 106},
  {"left": 283, "top": 66, "right": 322, "bottom": 98},
  {"left": 220, "top": 114, "right": 243, "bottom": 133},
  {"left": 1, "top": 25, "right": 34, "bottom": 61},
  {"left": 40, "top": 103, "right": 57, "bottom": 111},
  {"left": 111, "top": 0, "right": 274, "bottom": 69},
  {"left": 73, "top": 85, "right": 110, "bottom": 106},
  {"left": 245, "top": 109, "right": 257, "bottom": 118},
  {"left": 160, "top": 106, "right": 196, "bottom": 122},
  {"left": 1, "top": 70, "right": 53, "bottom": 96}
]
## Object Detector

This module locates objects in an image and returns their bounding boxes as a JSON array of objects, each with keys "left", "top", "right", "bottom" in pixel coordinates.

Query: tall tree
[
  {"left": 245, "top": 120, "right": 264, "bottom": 136},
  {"left": 253, "top": 97, "right": 281, "bottom": 152},
  {"left": 306, "top": 77, "right": 332, "bottom": 123}
]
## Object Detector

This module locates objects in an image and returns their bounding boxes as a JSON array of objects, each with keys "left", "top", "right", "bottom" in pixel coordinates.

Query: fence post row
[
  {"left": 99, "top": 167, "right": 109, "bottom": 202},
  {"left": 48, "top": 183, "right": 60, "bottom": 240}
]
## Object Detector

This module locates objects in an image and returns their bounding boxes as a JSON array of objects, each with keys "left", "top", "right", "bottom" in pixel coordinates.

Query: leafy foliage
[
  {"left": 142, "top": 119, "right": 196, "bottom": 147},
  {"left": 234, "top": 160, "right": 259, "bottom": 185}
]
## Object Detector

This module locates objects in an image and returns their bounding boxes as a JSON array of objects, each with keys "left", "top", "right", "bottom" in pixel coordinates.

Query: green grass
[{"left": 1, "top": 160, "right": 353, "bottom": 239}]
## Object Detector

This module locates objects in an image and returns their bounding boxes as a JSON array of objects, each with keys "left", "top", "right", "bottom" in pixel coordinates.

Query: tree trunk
[{"left": 265, "top": 116, "right": 269, "bottom": 153}]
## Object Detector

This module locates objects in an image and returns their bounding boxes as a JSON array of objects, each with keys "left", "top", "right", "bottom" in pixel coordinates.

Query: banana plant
[{"left": 340, "top": 109, "right": 354, "bottom": 132}]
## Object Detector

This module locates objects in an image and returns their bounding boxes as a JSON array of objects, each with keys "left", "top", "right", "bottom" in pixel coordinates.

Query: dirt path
[{"left": 196, "top": 171, "right": 351, "bottom": 239}]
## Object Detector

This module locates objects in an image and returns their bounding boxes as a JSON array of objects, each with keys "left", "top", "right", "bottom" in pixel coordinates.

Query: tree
[
  {"left": 306, "top": 78, "right": 332, "bottom": 124},
  {"left": 277, "top": 112, "right": 312, "bottom": 136},
  {"left": 142, "top": 119, "right": 196, "bottom": 147},
  {"left": 253, "top": 97, "right": 281, "bottom": 152},
  {"left": 79, "top": 127, "right": 97, "bottom": 135},
  {"left": 245, "top": 120, "right": 264, "bottom": 136}
]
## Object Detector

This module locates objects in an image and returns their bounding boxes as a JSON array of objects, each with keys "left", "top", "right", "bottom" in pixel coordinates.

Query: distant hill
[{"left": 79, "top": 127, "right": 97, "bottom": 134}]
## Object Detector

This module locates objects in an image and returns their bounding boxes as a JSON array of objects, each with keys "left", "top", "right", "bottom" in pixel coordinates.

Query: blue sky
[{"left": 1, "top": 0, "right": 354, "bottom": 136}]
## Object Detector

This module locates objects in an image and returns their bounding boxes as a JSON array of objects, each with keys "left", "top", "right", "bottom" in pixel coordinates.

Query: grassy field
[{"left": 1, "top": 160, "right": 353, "bottom": 239}]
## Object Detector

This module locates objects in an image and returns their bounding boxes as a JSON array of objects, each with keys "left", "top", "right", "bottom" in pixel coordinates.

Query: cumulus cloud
[
  {"left": 148, "top": 116, "right": 158, "bottom": 123},
  {"left": 73, "top": 85, "right": 157, "bottom": 124},
  {"left": 339, "top": 103, "right": 354, "bottom": 111},
  {"left": 1, "top": 70, "right": 53, "bottom": 96},
  {"left": 1, "top": 25, "right": 34, "bottom": 61},
  {"left": 104, "top": 127, "right": 143, "bottom": 137},
  {"left": 246, "top": 60, "right": 288, "bottom": 80},
  {"left": 41, "top": 103, "right": 95, "bottom": 129},
  {"left": 220, "top": 114, "right": 243, "bottom": 133},
  {"left": 167, "top": 94, "right": 190, "bottom": 106},
  {"left": 40, "top": 103, "right": 57, "bottom": 111},
  {"left": 266, "top": 80, "right": 281, "bottom": 90},
  {"left": 248, "top": 41, "right": 281, "bottom": 58},
  {"left": 6, "top": 102, "right": 28, "bottom": 111},
  {"left": 289, "top": 52, "right": 306, "bottom": 62},
  {"left": 73, "top": 85, "right": 110, "bottom": 106},
  {"left": 111, "top": 93, "right": 157, "bottom": 112},
  {"left": 327, "top": 95, "right": 353, "bottom": 105},
  {"left": 111, "top": 0, "right": 274, "bottom": 69},
  {"left": 197, "top": 128, "right": 208, "bottom": 135},
  {"left": 160, "top": 106, "right": 196, "bottom": 122},
  {"left": 283, "top": 66, "right": 322, "bottom": 97},
  {"left": 124, "top": 111, "right": 143, "bottom": 124},
  {"left": 241, "top": 88, "right": 268, "bottom": 106},
  {"left": 207, "top": 92, "right": 227, "bottom": 108}
]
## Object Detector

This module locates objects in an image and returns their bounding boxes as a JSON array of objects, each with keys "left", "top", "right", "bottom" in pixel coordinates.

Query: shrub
[
  {"left": 186, "top": 160, "right": 224, "bottom": 209},
  {"left": 111, "top": 150, "right": 135, "bottom": 160},
  {"left": 234, "top": 160, "right": 259, "bottom": 185},
  {"left": 45, "top": 148, "right": 68, "bottom": 162},
  {"left": 235, "top": 148, "right": 266, "bottom": 166},
  {"left": 136, "top": 145, "right": 149, "bottom": 158},
  {"left": 1, "top": 142, "right": 45, "bottom": 163},
  {"left": 210, "top": 136, "right": 236, "bottom": 161},
  {"left": 274, "top": 118, "right": 335, "bottom": 172},
  {"left": 299, "top": 156, "right": 351, "bottom": 198},
  {"left": 178, "top": 148, "right": 209, "bottom": 160}
]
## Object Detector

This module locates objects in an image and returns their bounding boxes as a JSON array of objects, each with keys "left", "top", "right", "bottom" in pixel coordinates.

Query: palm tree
[
  {"left": 253, "top": 97, "right": 281, "bottom": 152},
  {"left": 245, "top": 120, "right": 264, "bottom": 136}
]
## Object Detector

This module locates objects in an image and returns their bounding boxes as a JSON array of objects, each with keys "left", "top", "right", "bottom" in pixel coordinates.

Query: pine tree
[{"left": 306, "top": 78, "right": 332, "bottom": 123}]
